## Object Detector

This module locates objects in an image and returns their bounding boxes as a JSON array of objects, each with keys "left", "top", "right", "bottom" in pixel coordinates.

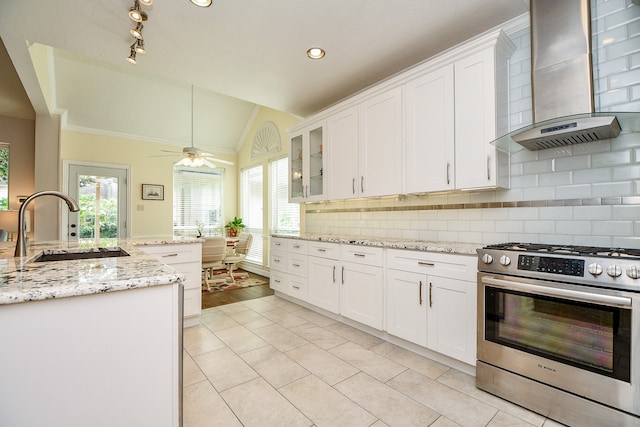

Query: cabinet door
[
  {"left": 386, "top": 270, "right": 427, "bottom": 346},
  {"left": 289, "top": 122, "right": 325, "bottom": 202},
  {"left": 340, "top": 262, "right": 383, "bottom": 330},
  {"left": 454, "top": 48, "right": 501, "bottom": 190},
  {"left": 359, "top": 87, "right": 403, "bottom": 198},
  {"left": 427, "top": 277, "right": 477, "bottom": 365},
  {"left": 270, "top": 270, "right": 289, "bottom": 293},
  {"left": 306, "top": 125, "right": 325, "bottom": 201},
  {"left": 289, "top": 131, "right": 305, "bottom": 202},
  {"left": 405, "top": 65, "right": 455, "bottom": 193},
  {"left": 307, "top": 256, "right": 340, "bottom": 314},
  {"left": 327, "top": 106, "right": 359, "bottom": 200}
]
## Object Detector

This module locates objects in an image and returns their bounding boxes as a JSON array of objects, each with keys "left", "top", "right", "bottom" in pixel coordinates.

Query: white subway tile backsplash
[
  {"left": 612, "top": 236, "right": 640, "bottom": 248},
  {"left": 594, "top": 220, "right": 634, "bottom": 236},
  {"left": 613, "top": 205, "right": 640, "bottom": 219},
  {"left": 573, "top": 205, "right": 613, "bottom": 220},
  {"left": 555, "top": 221, "right": 593, "bottom": 235},
  {"left": 510, "top": 174, "right": 538, "bottom": 189},
  {"left": 508, "top": 207, "right": 539, "bottom": 220},
  {"left": 613, "top": 165, "right": 640, "bottom": 180},
  {"left": 592, "top": 181, "right": 634, "bottom": 197},
  {"left": 573, "top": 167, "right": 611, "bottom": 184},
  {"left": 538, "top": 172, "right": 572, "bottom": 187},
  {"left": 539, "top": 206, "right": 573, "bottom": 220},
  {"left": 554, "top": 155, "right": 590, "bottom": 172},
  {"left": 574, "top": 235, "right": 614, "bottom": 247},
  {"left": 523, "top": 221, "right": 555, "bottom": 234},
  {"left": 523, "top": 186, "right": 555, "bottom": 200},
  {"left": 556, "top": 184, "right": 593, "bottom": 199}
]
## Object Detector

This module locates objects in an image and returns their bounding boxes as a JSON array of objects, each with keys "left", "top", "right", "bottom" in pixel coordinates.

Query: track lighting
[
  {"left": 190, "top": 0, "right": 213, "bottom": 7},
  {"left": 126, "top": 0, "right": 151, "bottom": 64}
]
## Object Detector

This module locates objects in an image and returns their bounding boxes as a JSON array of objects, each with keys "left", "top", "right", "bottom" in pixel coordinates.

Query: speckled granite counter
[
  {"left": 271, "top": 234, "right": 481, "bottom": 256},
  {"left": 0, "top": 237, "right": 201, "bottom": 305}
]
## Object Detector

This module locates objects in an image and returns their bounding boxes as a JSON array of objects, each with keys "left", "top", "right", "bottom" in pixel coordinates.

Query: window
[
  {"left": 241, "top": 165, "right": 263, "bottom": 264},
  {"left": 270, "top": 157, "right": 299, "bottom": 234},
  {"left": 0, "top": 144, "right": 8, "bottom": 210},
  {"left": 173, "top": 166, "right": 223, "bottom": 237}
]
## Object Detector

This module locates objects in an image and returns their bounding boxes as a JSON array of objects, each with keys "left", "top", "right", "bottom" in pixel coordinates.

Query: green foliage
[
  {"left": 78, "top": 193, "right": 118, "bottom": 238},
  {"left": 224, "top": 216, "right": 245, "bottom": 231},
  {"left": 0, "top": 147, "right": 8, "bottom": 183}
]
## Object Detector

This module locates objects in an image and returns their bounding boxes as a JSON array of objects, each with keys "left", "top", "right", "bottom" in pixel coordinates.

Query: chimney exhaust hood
[{"left": 492, "top": 0, "right": 639, "bottom": 152}]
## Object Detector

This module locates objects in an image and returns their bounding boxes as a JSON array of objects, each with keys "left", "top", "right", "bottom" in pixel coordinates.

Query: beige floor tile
[
  {"left": 183, "top": 380, "right": 242, "bottom": 427},
  {"left": 183, "top": 324, "right": 227, "bottom": 356},
  {"left": 436, "top": 369, "right": 546, "bottom": 426},
  {"left": 325, "top": 322, "right": 385, "bottom": 349},
  {"left": 240, "top": 297, "right": 279, "bottom": 313},
  {"left": 252, "top": 323, "right": 309, "bottom": 352},
  {"left": 221, "top": 377, "right": 312, "bottom": 427},
  {"left": 541, "top": 419, "right": 566, "bottom": 427},
  {"left": 291, "top": 307, "right": 339, "bottom": 327},
  {"left": 370, "top": 421, "right": 390, "bottom": 427},
  {"left": 387, "top": 370, "right": 498, "bottom": 427},
  {"left": 193, "top": 347, "right": 259, "bottom": 392},
  {"left": 213, "top": 325, "right": 268, "bottom": 354},
  {"left": 280, "top": 374, "right": 377, "bottom": 427},
  {"left": 261, "top": 309, "right": 308, "bottom": 328},
  {"left": 329, "top": 342, "right": 407, "bottom": 382},
  {"left": 199, "top": 310, "right": 241, "bottom": 332},
  {"left": 431, "top": 416, "right": 462, "bottom": 427},
  {"left": 286, "top": 343, "right": 359, "bottom": 386},
  {"left": 183, "top": 351, "right": 206, "bottom": 386},
  {"left": 240, "top": 345, "right": 310, "bottom": 388},
  {"left": 242, "top": 316, "right": 276, "bottom": 330},
  {"left": 334, "top": 372, "right": 440, "bottom": 426},
  {"left": 262, "top": 295, "right": 303, "bottom": 312},
  {"left": 217, "top": 302, "right": 250, "bottom": 315},
  {"left": 226, "top": 308, "right": 267, "bottom": 325},
  {"left": 290, "top": 322, "right": 349, "bottom": 350},
  {"left": 487, "top": 411, "right": 538, "bottom": 427},
  {"left": 371, "top": 341, "right": 450, "bottom": 379}
]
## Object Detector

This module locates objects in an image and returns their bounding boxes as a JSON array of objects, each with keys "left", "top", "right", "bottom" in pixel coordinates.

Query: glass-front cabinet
[{"left": 289, "top": 121, "right": 325, "bottom": 202}]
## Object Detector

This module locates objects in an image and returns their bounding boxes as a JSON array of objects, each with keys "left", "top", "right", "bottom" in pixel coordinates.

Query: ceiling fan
[{"left": 149, "top": 85, "right": 234, "bottom": 169}]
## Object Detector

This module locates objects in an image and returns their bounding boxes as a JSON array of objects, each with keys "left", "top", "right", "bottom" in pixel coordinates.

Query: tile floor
[{"left": 183, "top": 295, "right": 564, "bottom": 427}]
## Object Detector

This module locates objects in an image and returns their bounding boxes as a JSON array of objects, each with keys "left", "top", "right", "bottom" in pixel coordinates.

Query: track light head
[
  {"left": 130, "top": 22, "right": 144, "bottom": 39},
  {"left": 135, "top": 39, "right": 146, "bottom": 54}
]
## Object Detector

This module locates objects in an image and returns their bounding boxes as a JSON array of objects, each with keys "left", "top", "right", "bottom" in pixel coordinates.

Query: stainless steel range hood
[{"left": 492, "top": 0, "right": 638, "bottom": 152}]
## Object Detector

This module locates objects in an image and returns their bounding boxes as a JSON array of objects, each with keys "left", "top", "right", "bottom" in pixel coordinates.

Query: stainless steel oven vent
[{"left": 512, "top": 115, "right": 621, "bottom": 150}]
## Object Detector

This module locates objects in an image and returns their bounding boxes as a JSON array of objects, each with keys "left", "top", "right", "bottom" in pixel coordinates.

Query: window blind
[
  {"left": 173, "top": 166, "right": 223, "bottom": 237},
  {"left": 270, "top": 157, "right": 300, "bottom": 234},
  {"left": 241, "top": 165, "right": 263, "bottom": 264}
]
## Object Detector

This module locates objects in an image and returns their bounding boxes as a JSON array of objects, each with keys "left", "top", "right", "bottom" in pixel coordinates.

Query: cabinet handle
[
  {"left": 487, "top": 156, "right": 491, "bottom": 180},
  {"left": 292, "top": 285, "right": 300, "bottom": 290},
  {"left": 419, "top": 280, "right": 423, "bottom": 306},
  {"left": 274, "top": 279, "right": 281, "bottom": 284},
  {"left": 352, "top": 178, "right": 356, "bottom": 194},
  {"left": 354, "top": 253, "right": 365, "bottom": 258},
  {"left": 446, "top": 162, "right": 450, "bottom": 185},
  {"left": 273, "top": 259, "right": 280, "bottom": 263},
  {"left": 333, "top": 265, "right": 336, "bottom": 283},
  {"left": 293, "top": 245, "right": 300, "bottom": 249},
  {"left": 274, "top": 242, "right": 282, "bottom": 246},
  {"left": 317, "top": 248, "right": 326, "bottom": 252},
  {"left": 341, "top": 266, "right": 345, "bottom": 284},
  {"left": 418, "top": 261, "right": 434, "bottom": 267},
  {"left": 292, "top": 263, "right": 300, "bottom": 267},
  {"left": 162, "top": 253, "right": 179, "bottom": 257},
  {"left": 429, "top": 282, "right": 433, "bottom": 308},
  {"left": 361, "top": 176, "right": 364, "bottom": 193}
]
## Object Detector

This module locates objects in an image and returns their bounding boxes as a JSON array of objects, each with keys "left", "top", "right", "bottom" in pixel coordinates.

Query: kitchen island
[{"left": 0, "top": 239, "right": 187, "bottom": 427}]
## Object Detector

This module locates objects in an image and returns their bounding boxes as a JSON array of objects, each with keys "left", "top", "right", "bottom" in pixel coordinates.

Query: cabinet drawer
[
  {"left": 288, "top": 276, "right": 308, "bottom": 301},
  {"left": 270, "top": 271, "right": 288, "bottom": 293},
  {"left": 270, "top": 250, "right": 287, "bottom": 272},
  {"left": 140, "top": 243, "right": 201, "bottom": 265},
  {"left": 307, "top": 241, "right": 339, "bottom": 259},
  {"left": 183, "top": 288, "right": 201, "bottom": 317},
  {"left": 287, "top": 253, "right": 308, "bottom": 277},
  {"left": 341, "top": 245, "right": 384, "bottom": 266},
  {"left": 387, "top": 249, "right": 476, "bottom": 281},
  {"left": 287, "top": 240, "right": 308, "bottom": 254},
  {"left": 271, "top": 238, "right": 287, "bottom": 251},
  {"left": 172, "top": 264, "right": 201, "bottom": 290}
]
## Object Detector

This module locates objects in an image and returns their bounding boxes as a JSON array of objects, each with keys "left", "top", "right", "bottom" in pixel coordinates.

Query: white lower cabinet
[
  {"left": 270, "top": 238, "right": 308, "bottom": 301},
  {"left": 307, "top": 254, "right": 340, "bottom": 314},
  {"left": 138, "top": 242, "right": 202, "bottom": 327},
  {"left": 386, "top": 269, "right": 427, "bottom": 346},
  {"left": 340, "top": 259, "right": 384, "bottom": 330}
]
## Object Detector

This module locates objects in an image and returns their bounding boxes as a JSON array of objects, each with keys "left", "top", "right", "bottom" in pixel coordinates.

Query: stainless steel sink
[{"left": 33, "top": 247, "right": 130, "bottom": 262}]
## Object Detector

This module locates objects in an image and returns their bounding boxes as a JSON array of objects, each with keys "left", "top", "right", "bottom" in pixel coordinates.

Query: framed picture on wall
[{"left": 142, "top": 184, "right": 164, "bottom": 200}]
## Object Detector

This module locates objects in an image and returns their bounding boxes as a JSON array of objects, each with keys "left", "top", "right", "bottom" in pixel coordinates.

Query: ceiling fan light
[
  {"left": 130, "top": 23, "right": 144, "bottom": 39},
  {"left": 190, "top": 0, "right": 213, "bottom": 7}
]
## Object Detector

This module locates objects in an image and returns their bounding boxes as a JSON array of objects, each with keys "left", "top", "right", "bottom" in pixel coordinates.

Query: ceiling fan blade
[
  {"left": 202, "top": 159, "right": 217, "bottom": 168},
  {"left": 202, "top": 156, "right": 234, "bottom": 165},
  {"left": 148, "top": 154, "right": 181, "bottom": 158},
  {"left": 160, "top": 149, "right": 182, "bottom": 154}
]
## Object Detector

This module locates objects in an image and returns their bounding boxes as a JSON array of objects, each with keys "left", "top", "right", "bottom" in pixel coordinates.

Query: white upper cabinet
[
  {"left": 358, "top": 87, "right": 403, "bottom": 198},
  {"left": 404, "top": 64, "right": 455, "bottom": 193},
  {"left": 289, "top": 121, "right": 326, "bottom": 202},
  {"left": 454, "top": 34, "right": 513, "bottom": 190},
  {"left": 327, "top": 106, "right": 359, "bottom": 200}
]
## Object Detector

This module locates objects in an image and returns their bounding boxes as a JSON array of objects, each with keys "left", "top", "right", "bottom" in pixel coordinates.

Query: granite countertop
[
  {"left": 271, "top": 233, "right": 481, "bottom": 256},
  {"left": 0, "top": 237, "right": 202, "bottom": 306}
]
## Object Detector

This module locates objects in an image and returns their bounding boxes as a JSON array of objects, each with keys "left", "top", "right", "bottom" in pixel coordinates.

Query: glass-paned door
[{"left": 67, "top": 164, "right": 128, "bottom": 245}]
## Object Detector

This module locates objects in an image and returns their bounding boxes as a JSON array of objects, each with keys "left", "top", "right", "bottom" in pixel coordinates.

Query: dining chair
[
  {"left": 201, "top": 236, "right": 227, "bottom": 291},
  {"left": 224, "top": 232, "right": 253, "bottom": 283}
]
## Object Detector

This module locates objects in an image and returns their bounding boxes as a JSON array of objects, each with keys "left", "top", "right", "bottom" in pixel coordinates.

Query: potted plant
[{"left": 224, "top": 216, "right": 245, "bottom": 237}]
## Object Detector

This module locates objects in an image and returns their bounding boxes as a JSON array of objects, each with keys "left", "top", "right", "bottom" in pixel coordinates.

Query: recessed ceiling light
[
  {"left": 190, "top": 0, "right": 213, "bottom": 7},
  {"left": 307, "top": 47, "right": 325, "bottom": 59}
]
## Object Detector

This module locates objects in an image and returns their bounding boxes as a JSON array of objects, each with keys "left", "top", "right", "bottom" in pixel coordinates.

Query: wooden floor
[{"left": 201, "top": 271, "right": 273, "bottom": 309}]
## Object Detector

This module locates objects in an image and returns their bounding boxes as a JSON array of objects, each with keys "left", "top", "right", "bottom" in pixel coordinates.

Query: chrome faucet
[{"left": 14, "top": 191, "right": 81, "bottom": 257}]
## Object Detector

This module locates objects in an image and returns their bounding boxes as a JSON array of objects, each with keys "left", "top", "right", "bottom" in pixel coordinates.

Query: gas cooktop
[{"left": 483, "top": 242, "right": 640, "bottom": 259}]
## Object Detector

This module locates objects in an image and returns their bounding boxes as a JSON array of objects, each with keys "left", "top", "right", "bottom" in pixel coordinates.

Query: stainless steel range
[{"left": 476, "top": 243, "right": 640, "bottom": 427}]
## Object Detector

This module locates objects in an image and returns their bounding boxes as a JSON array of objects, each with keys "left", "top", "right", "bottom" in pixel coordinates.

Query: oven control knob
[
  {"left": 626, "top": 265, "right": 640, "bottom": 279},
  {"left": 481, "top": 254, "right": 493, "bottom": 264},
  {"left": 588, "top": 263, "right": 603, "bottom": 276},
  {"left": 606, "top": 264, "right": 622, "bottom": 278},
  {"left": 499, "top": 255, "right": 511, "bottom": 266}
]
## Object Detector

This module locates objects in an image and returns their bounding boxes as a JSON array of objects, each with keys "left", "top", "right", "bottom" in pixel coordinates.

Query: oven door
[{"left": 477, "top": 273, "right": 639, "bottom": 416}]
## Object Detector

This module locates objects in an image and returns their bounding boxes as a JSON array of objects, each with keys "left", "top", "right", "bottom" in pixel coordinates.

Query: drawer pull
[
  {"left": 317, "top": 248, "right": 326, "bottom": 252},
  {"left": 429, "top": 282, "right": 433, "bottom": 308},
  {"left": 292, "top": 285, "right": 300, "bottom": 290},
  {"left": 292, "top": 263, "right": 300, "bottom": 267},
  {"left": 354, "top": 253, "right": 366, "bottom": 258},
  {"left": 419, "top": 280, "right": 423, "bottom": 306},
  {"left": 275, "top": 242, "right": 282, "bottom": 246},
  {"left": 332, "top": 265, "right": 336, "bottom": 283},
  {"left": 418, "top": 261, "right": 435, "bottom": 267},
  {"left": 162, "top": 253, "right": 179, "bottom": 258},
  {"left": 293, "top": 245, "right": 300, "bottom": 249},
  {"left": 274, "top": 279, "right": 281, "bottom": 284},
  {"left": 341, "top": 266, "right": 345, "bottom": 284},
  {"left": 274, "top": 259, "right": 280, "bottom": 263}
]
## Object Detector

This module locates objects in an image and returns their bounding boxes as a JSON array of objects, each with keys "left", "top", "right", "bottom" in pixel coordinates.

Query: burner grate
[{"left": 483, "top": 242, "right": 640, "bottom": 258}]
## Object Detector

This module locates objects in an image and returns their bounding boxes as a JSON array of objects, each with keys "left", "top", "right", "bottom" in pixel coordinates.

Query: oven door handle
[{"left": 481, "top": 276, "right": 632, "bottom": 308}]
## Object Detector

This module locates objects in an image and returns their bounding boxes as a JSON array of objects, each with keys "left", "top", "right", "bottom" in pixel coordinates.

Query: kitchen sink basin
[{"left": 33, "top": 247, "right": 130, "bottom": 262}]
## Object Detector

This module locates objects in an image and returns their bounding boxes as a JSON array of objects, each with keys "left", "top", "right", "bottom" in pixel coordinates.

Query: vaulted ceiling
[{"left": 0, "top": 0, "right": 529, "bottom": 153}]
